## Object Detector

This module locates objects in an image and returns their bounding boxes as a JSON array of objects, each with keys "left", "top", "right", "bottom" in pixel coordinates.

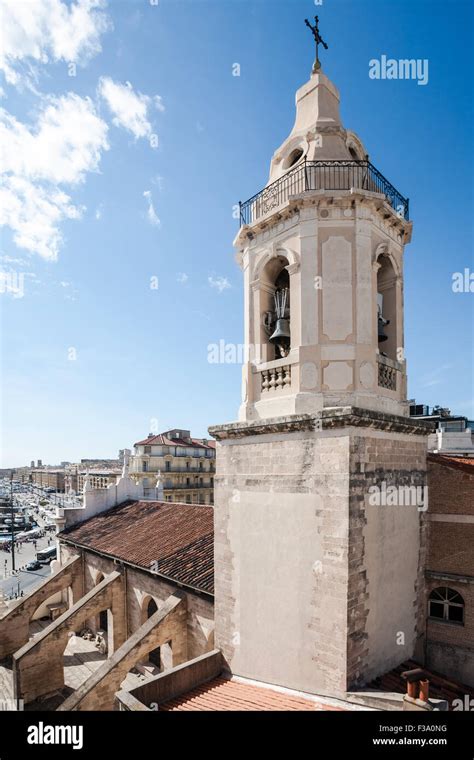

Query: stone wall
[
  {"left": 347, "top": 431, "right": 428, "bottom": 687},
  {"left": 213, "top": 419, "right": 350, "bottom": 697},
  {"left": 58, "top": 594, "right": 188, "bottom": 711},
  {"left": 13, "top": 571, "right": 125, "bottom": 704},
  {"left": 0, "top": 555, "right": 82, "bottom": 659},
  {"left": 60, "top": 543, "right": 214, "bottom": 661},
  {"left": 210, "top": 408, "right": 430, "bottom": 698}
]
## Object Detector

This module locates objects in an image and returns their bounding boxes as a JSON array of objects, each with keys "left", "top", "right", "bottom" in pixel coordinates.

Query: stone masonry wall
[
  {"left": 214, "top": 427, "right": 351, "bottom": 698},
  {"left": 347, "top": 430, "right": 428, "bottom": 688},
  {"left": 61, "top": 544, "right": 214, "bottom": 662}
]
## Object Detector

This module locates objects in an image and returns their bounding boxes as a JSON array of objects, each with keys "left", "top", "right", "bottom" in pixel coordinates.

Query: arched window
[
  {"left": 283, "top": 147, "right": 304, "bottom": 170},
  {"left": 376, "top": 254, "right": 397, "bottom": 361},
  {"left": 147, "top": 598, "right": 158, "bottom": 618},
  {"left": 261, "top": 257, "right": 291, "bottom": 360},
  {"left": 429, "top": 587, "right": 464, "bottom": 624}
]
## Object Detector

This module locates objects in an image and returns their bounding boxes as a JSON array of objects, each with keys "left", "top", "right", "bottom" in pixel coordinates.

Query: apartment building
[{"left": 130, "top": 429, "right": 215, "bottom": 504}]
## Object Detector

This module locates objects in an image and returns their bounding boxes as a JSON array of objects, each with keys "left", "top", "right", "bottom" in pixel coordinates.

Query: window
[
  {"left": 144, "top": 445, "right": 151, "bottom": 454},
  {"left": 142, "top": 461, "right": 148, "bottom": 472},
  {"left": 165, "top": 460, "right": 171, "bottom": 471},
  {"left": 429, "top": 587, "right": 464, "bottom": 624},
  {"left": 284, "top": 147, "right": 304, "bottom": 170}
]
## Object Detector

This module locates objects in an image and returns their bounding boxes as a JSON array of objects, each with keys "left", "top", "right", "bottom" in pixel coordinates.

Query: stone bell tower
[
  {"left": 210, "top": 21, "right": 431, "bottom": 700},
  {"left": 237, "top": 58, "right": 411, "bottom": 422}
]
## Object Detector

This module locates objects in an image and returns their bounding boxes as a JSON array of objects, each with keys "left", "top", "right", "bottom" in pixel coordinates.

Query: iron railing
[
  {"left": 164, "top": 483, "right": 213, "bottom": 490},
  {"left": 239, "top": 158, "right": 409, "bottom": 226}
]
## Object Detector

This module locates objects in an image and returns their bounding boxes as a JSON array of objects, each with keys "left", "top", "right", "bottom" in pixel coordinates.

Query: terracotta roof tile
[
  {"left": 59, "top": 500, "right": 214, "bottom": 593},
  {"left": 134, "top": 434, "right": 215, "bottom": 449},
  {"left": 427, "top": 454, "right": 474, "bottom": 475},
  {"left": 367, "top": 659, "right": 474, "bottom": 708},
  {"left": 160, "top": 677, "right": 346, "bottom": 711}
]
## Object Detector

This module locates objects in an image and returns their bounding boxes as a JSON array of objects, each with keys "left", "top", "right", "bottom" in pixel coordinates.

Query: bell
[
  {"left": 269, "top": 318, "right": 291, "bottom": 349},
  {"left": 378, "top": 314, "right": 390, "bottom": 343}
]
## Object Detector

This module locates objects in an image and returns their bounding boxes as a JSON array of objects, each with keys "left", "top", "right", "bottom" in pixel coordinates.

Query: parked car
[{"left": 26, "top": 560, "right": 41, "bottom": 571}]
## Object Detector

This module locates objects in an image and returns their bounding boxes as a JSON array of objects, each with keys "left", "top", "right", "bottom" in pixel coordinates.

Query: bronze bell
[
  {"left": 269, "top": 317, "right": 291, "bottom": 349},
  {"left": 378, "top": 314, "right": 390, "bottom": 342}
]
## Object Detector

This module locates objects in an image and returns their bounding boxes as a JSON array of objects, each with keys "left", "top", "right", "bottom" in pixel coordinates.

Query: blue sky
[{"left": 0, "top": 0, "right": 473, "bottom": 467}]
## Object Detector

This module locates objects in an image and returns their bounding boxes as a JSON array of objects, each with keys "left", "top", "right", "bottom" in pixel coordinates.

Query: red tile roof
[
  {"left": 428, "top": 454, "right": 474, "bottom": 475},
  {"left": 134, "top": 434, "right": 215, "bottom": 449},
  {"left": 59, "top": 501, "right": 214, "bottom": 594},
  {"left": 367, "top": 659, "right": 474, "bottom": 708},
  {"left": 160, "top": 676, "right": 346, "bottom": 711}
]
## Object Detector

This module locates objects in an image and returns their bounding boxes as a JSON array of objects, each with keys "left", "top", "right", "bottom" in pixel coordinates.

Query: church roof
[
  {"left": 427, "top": 454, "right": 474, "bottom": 474},
  {"left": 159, "top": 675, "right": 346, "bottom": 712},
  {"left": 59, "top": 500, "right": 214, "bottom": 594},
  {"left": 134, "top": 434, "right": 215, "bottom": 449}
]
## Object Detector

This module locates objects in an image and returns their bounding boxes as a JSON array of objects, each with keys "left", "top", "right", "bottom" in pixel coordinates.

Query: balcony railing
[
  {"left": 164, "top": 483, "right": 213, "bottom": 490},
  {"left": 239, "top": 159, "right": 409, "bottom": 226}
]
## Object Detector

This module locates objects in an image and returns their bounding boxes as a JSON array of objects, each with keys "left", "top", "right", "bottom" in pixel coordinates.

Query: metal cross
[{"left": 304, "top": 15, "right": 328, "bottom": 73}]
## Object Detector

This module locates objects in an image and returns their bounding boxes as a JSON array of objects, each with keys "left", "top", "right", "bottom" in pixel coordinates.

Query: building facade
[
  {"left": 31, "top": 469, "right": 67, "bottom": 492},
  {"left": 425, "top": 454, "right": 474, "bottom": 684},
  {"left": 130, "top": 430, "right": 215, "bottom": 505},
  {"left": 77, "top": 470, "right": 122, "bottom": 493}
]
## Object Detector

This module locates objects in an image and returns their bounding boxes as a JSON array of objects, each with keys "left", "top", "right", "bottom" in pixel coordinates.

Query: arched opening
[
  {"left": 429, "top": 587, "right": 464, "bottom": 625},
  {"left": 376, "top": 254, "right": 398, "bottom": 361},
  {"left": 90, "top": 572, "right": 112, "bottom": 653},
  {"left": 144, "top": 596, "right": 161, "bottom": 669},
  {"left": 261, "top": 256, "right": 291, "bottom": 361},
  {"left": 283, "top": 147, "right": 304, "bottom": 170}
]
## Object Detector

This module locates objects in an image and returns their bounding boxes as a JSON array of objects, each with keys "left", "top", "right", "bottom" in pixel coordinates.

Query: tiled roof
[
  {"left": 428, "top": 454, "right": 474, "bottom": 474},
  {"left": 134, "top": 434, "right": 215, "bottom": 449},
  {"left": 367, "top": 659, "right": 474, "bottom": 708},
  {"left": 160, "top": 676, "right": 346, "bottom": 711},
  {"left": 59, "top": 500, "right": 214, "bottom": 594}
]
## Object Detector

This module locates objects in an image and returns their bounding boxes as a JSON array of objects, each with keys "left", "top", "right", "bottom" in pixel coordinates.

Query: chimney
[{"left": 401, "top": 668, "right": 435, "bottom": 711}]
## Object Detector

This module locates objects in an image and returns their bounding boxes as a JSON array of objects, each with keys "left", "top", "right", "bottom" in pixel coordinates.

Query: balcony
[
  {"left": 239, "top": 159, "right": 409, "bottom": 226},
  {"left": 163, "top": 466, "right": 214, "bottom": 474},
  {"left": 164, "top": 483, "right": 213, "bottom": 490}
]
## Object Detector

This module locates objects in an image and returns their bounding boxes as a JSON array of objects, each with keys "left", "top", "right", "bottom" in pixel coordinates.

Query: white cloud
[
  {"left": 0, "top": 0, "right": 111, "bottom": 87},
  {"left": 0, "top": 176, "right": 83, "bottom": 260},
  {"left": 154, "top": 95, "right": 165, "bottom": 113},
  {"left": 143, "top": 190, "right": 160, "bottom": 227},
  {"left": 95, "top": 204, "right": 104, "bottom": 220},
  {"left": 420, "top": 364, "right": 452, "bottom": 388},
  {"left": 98, "top": 77, "right": 163, "bottom": 140},
  {"left": 0, "top": 94, "right": 109, "bottom": 184},
  {"left": 0, "top": 93, "right": 109, "bottom": 259},
  {"left": 177, "top": 272, "right": 189, "bottom": 284},
  {"left": 208, "top": 275, "right": 231, "bottom": 293}
]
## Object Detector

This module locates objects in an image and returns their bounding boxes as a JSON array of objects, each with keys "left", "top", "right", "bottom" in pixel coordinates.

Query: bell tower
[
  {"left": 237, "top": 26, "right": 411, "bottom": 422},
  {"left": 210, "top": 20, "right": 431, "bottom": 701}
]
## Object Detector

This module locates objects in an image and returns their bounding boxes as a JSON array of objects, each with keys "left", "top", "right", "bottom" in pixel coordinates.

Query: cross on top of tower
[{"left": 304, "top": 15, "right": 328, "bottom": 74}]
